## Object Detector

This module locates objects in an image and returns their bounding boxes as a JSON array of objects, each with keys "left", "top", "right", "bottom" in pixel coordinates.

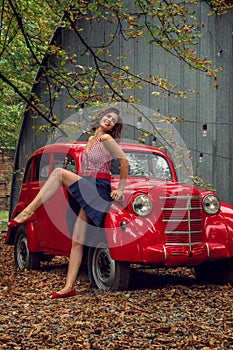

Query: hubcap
[
  {"left": 17, "top": 235, "right": 29, "bottom": 267},
  {"left": 93, "top": 245, "right": 115, "bottom": 290}
]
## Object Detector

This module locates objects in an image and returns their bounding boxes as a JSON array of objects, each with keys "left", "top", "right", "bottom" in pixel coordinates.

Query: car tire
[
  {"left": 87, "top": 242, "right": 130, "bottom": 291},
  {"left": 195, "top": 258, "right": 233, "bottom": 285},
  {"left": 14, "top": 227, "right": 41, "bottom": 270}
]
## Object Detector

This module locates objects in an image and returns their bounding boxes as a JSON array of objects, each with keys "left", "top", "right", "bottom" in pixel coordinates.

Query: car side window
[
  {"left": 33, "top": 155, "right": 50, "bottom": 181},
  {"left": 23, "top": 159, "right": 33, "bottom": 183},
  {"left": 63, "top": 155, "right": 77, "bottom": 173},
  {"left": 53, "top": 154, "right": 66, "bottom": 170}
]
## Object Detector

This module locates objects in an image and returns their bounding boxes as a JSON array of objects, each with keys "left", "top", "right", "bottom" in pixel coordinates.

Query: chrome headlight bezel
[
  {"left": 132, "top": 195, "right": 152, "bottom": 217},
  {"left": 202, "top": 194, "right": 220, "bottom": 215}
]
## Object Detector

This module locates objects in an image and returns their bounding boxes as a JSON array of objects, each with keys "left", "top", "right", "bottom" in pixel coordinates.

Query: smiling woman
[{"left": 88, "top": 107, "right": 123, "bottom": 142}]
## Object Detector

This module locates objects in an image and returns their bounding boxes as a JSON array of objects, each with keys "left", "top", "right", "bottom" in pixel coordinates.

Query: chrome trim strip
[
  {"left": 160, "top": 195, "right": 200, "bottom": 199},
  {"left": 163, "top": 219, "right": 202, "bottom": 222},
  {"left": 165, "top": 242, "right": 202, "bottom": 246},
  {"left": 162, "top": 207, "right": 202, "bottom": 210},
  {"left": 206, "top": 243, "right": 210, "bottom": 257},
  {"left": 165, "top": 230, "right": 202, "bottom": 234},
  {"left": 163, "top": 245, "right": 167, "bottom": 260}
]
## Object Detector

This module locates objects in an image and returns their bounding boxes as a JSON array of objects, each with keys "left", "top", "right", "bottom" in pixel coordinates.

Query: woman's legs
[
  {"left": 11, "top": 168, "right": 80, "bottom": 224},
  {"left": 51, "top": 208, "right": 88, "bottom": 296}
]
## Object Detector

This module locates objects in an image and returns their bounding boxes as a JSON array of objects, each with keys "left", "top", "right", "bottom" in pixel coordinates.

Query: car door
[{"left": 33, "top": 152, "right": 72, "bottom": 252}]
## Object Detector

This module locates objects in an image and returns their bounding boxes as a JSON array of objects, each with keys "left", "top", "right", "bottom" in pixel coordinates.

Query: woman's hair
[{"left": 89, "top": 107, "right": 123, "bottom": 142}]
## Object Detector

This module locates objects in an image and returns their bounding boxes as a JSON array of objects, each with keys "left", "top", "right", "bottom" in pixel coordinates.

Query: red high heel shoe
[
  {"left": 50, "top": 289, "right": 76, "bottom": 299},
  {"left": 8, "top": 214, "right": 37, "bottom": 228}
]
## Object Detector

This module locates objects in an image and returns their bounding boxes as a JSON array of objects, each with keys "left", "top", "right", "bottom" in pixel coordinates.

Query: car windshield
[{"left": 111, "top": 151, "right": 172, "bottom": 180}]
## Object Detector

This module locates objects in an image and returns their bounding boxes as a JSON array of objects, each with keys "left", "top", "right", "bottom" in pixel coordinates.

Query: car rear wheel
[
  {"left": 195, "top": 258, "right": 233, "bottom": 284},
  {"left": 87, "top": 243, "right": 130, "bottom": 291},
  {"left": 14, "top": 227, "right": 41, "bottom": 270}
]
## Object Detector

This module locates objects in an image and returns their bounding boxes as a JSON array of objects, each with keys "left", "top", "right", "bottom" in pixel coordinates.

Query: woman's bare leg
[
  {"left": 10, "top": 168, "right": 80, "bottom": 224},
  {"left": 51, "top": 209, "right": 88, "bottom": 295}
]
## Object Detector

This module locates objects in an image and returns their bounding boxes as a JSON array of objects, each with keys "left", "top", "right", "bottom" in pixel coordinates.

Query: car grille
[{"left": 160, "top": 195, "right": 202, "bottom": 248}]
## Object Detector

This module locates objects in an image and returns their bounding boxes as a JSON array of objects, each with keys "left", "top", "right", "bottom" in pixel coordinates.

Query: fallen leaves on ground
[{"left": 1, "top": 233, "right": 233, "bottom": 349}]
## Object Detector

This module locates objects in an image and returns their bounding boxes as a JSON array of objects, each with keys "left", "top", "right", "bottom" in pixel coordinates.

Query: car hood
[{"left": 121, "top": 178, "right": 201, "bottom": 204}]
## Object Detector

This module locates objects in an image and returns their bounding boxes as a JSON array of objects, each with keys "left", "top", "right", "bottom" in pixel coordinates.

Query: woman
[{"left": 9, "top": 107, "right": 129, "bottom": 299}]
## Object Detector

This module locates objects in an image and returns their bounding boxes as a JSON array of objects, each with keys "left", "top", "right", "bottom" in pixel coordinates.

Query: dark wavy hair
[{"left": 89, "top": 107, "right": 123, "bottom": 142}]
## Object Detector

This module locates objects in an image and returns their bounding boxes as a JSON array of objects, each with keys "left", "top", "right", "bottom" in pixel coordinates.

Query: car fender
[
  {"left": 5, "top": 202, "right": 26, "bottom": 245},
  {"left": 5, "top": 202, "right": 40, "bottom": 252},
  {"left": 200, "top": 202, "right": 233, "bottom": 258},
  {"left": 218, "top": 202, "right": 233, "bottom": 255},
  {"left": 104, "top": 203, "right": 142, "bottom": 262},
  {"left": 22, "top": 222, "right": 40, "bottom": 252},
  {"left": 6, "top": 221, "right": 40, "bottom": 252}
]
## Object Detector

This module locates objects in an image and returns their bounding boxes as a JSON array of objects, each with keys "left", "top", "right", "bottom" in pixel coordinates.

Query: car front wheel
[
  {"left": 14, "top": 227, "right": 40, "bottom": 270},
  {"left": 87, "top": 243, "right": 130, "bottom": 291}
]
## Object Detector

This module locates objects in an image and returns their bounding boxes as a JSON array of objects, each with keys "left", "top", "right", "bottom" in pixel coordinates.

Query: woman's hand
[{"left": 110, "top": 188, "right": 123, "bottom": 201}]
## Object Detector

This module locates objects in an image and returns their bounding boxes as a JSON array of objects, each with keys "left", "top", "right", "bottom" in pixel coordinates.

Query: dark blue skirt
[{"left": 68, "top": 176, "right": 112, "bottom": 227}]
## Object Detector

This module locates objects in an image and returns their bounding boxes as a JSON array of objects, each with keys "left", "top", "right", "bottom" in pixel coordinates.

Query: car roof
[
  {"left": 32, "top": 142, "right": 86, "bottom": 156},
  {"left": 31, "top": 142, "right": 169, "bottom": 158}
]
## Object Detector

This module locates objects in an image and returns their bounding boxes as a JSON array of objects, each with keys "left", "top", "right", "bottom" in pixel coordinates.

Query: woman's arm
[{"left": 101, "top": 135, "right": 129, "bottom": 200}]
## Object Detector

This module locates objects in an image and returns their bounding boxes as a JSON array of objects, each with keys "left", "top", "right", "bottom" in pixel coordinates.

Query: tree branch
[{"left": 0, "top": 71, "right": 67, "bottom": 136}]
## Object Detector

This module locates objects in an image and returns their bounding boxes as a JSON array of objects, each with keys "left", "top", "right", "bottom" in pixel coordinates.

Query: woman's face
[{"left": 99, "top": 112, "right": 119, "bottom": 132}]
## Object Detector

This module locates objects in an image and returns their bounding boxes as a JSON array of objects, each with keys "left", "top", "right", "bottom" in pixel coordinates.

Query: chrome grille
[{"left": 160, "top": 195, "right": 202, "bottom": 248}]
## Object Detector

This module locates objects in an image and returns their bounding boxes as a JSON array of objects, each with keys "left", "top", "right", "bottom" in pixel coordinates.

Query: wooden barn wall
[{"left": 10, "top": 1, "right": 233, "bottom": 212}]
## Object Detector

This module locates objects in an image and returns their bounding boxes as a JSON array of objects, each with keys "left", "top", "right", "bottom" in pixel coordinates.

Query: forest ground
[{"left": 0, "top": 229, "right": 233, "bottom": 349}]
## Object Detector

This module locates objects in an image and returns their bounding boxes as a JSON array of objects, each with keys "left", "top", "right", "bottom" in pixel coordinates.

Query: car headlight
[
  {"left": 132, "top": 195, "right": 152, "bottom": 216},
  {"left": 202, "top": 194, "right": 220, "bottom": 214}
]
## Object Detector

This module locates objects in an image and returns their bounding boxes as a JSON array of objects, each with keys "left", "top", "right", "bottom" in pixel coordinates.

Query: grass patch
[
  {"left": 0, "top": 210, "right": 8, "bottom": 220},
  {"left": 0, "top": 210, "right": 8, "bottom": 232}
]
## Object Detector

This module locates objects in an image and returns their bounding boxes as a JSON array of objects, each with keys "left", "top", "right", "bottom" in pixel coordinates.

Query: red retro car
[{"left": 5, "top": 142, "right": 233, "bottom": 290}]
